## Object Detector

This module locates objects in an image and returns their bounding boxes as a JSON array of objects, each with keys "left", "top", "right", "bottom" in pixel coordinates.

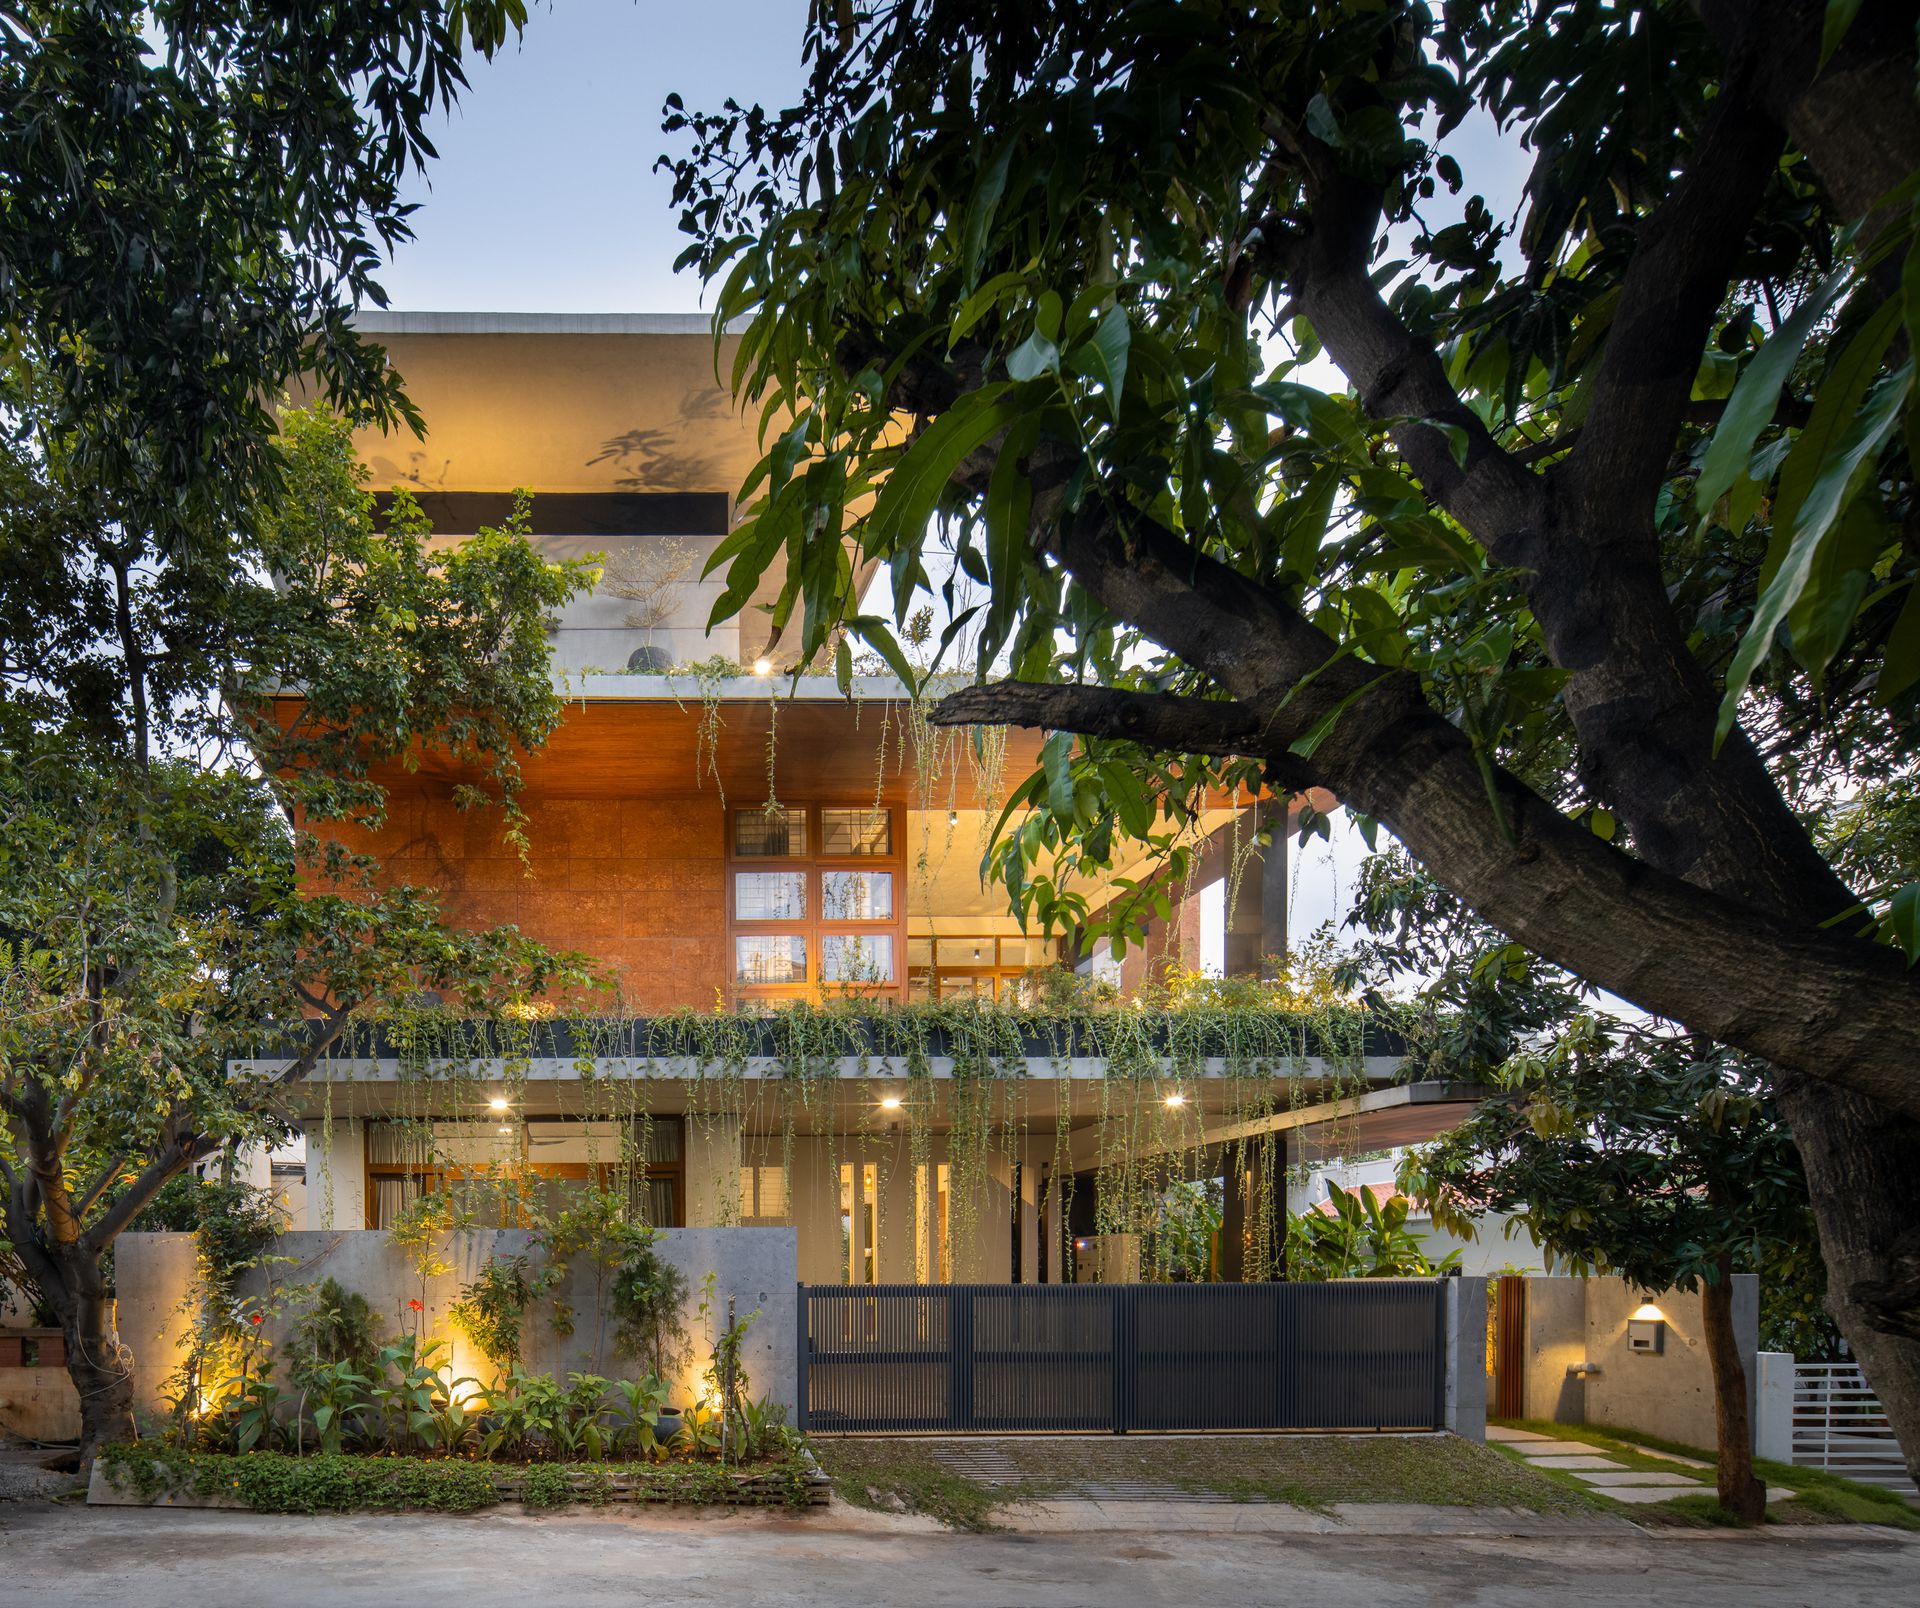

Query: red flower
[
  {"left": 248, "top": 1314, "right": 263, "bottom": 1326},
  {"left": 407, "top": 1299, "right": 424, "bottom": 1313}
]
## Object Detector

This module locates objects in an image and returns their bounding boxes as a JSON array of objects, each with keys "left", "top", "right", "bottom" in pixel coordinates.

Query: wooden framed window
[
  {"left": 363, "top": 1117, "right": 685, "bottom": 1228},
  {"left": 727, "top": 804, "right": 906, "bottom": 1002}
]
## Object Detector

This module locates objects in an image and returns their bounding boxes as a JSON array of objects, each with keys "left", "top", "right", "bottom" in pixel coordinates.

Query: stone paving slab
[
  {"left": 1580, "top": 1471, "right": 1701, "bottom": 1487},
  {"left": 1485, "top": 1427, "right": 1554, "bottom": 1442},
  {"left": 1511, "top": 1440, "right": 1618, "bottom": 1458},
  {"left": 1634, "top": 1445, "right": 1712, "bottom": 1468},
  {"left": 1524, "top": 1455, "right": 1627, "bottom": 1471}
]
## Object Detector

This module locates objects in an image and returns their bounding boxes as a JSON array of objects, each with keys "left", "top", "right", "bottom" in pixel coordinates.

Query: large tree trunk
[
  {"left": 53, "top": 1246, "right": 135, "bottom": 1469},
  {"left": 1701, "top": 1250, "right": 1766, "bottom": 1521},
  {"left": 1772, "top": 1073, "right": 1920, "bottom": 1488}
]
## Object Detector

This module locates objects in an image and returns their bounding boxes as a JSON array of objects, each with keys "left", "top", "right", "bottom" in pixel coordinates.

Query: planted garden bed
[{"left": 91, "top": 1444, "right": 829, "bottom": 1514}]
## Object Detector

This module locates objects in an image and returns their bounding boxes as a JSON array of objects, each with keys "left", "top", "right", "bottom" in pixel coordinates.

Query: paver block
[
  {"left": 1508, "top": 1440, "right": 1611, "bottom": 1457},
  {"left": 1485, "top": 1427, "right": 1553, "bottom": 1443},
  {"left": 1579, "top": 1472, "right": 1699, "bottom": 1487},
  {"left": 1523, "top": 1455, "right": 1625, "bottom": 1471}
]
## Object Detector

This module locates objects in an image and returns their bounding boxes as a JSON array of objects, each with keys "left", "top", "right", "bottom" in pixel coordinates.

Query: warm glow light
[
  {"left": 497, "top": 1125, "right": 513, "bottom": 1136},
  {"left": 1629, "top": 1302, "right": 1666, "bottom": 1323},
  {"left": 947, "top": 811, "right": 958, "bottom": 826},
  {"left": 880, "top": 1095, "right": 904, "bottom": 1111},
  {"left": 752, "top": 656, "right": 773, "bottom": 676},
  {"left": 488, "top": 1096, "right": 510, "bottom": 1113},
  {"left": 1164, "top": 1091, "right": 1186, "bottom": 1108}
]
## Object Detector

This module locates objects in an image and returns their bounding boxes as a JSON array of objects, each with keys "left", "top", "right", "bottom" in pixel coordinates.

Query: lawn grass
[
  {"left": 1488, "top": 1418, "right": 1920, "bottom": 1532},
  {"left": 813, "top": 1434, "right": 1609, "bottom": 1531}
]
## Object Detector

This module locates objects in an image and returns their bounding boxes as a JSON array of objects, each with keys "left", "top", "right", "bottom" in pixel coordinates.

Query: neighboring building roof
[
  {"left": 351, "top": 311, "right": 743, "bottom": 336},
  {"left": 1312, "top": 1181, "right": 1408, "bottom": 1217}
]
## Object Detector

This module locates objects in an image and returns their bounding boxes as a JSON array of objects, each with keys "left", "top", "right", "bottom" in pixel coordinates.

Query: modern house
[{"left": 270, "top": 312, "right": 1488, "bottom": 1289}]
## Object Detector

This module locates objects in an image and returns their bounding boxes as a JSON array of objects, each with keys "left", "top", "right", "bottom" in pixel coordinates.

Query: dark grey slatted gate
[{"left": 799, "top": 1280, "right": 1449, "bottom": 1434}]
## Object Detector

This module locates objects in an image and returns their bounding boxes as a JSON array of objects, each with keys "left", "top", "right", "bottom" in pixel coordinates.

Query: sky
[{"left": 380, "top": 6, "right": 1532, "bottom": 970}]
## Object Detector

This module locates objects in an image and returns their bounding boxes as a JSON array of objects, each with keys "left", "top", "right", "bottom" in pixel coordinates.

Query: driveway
[{"left": 1, "top": 1502, "right": 1915, "bottom": 1606}]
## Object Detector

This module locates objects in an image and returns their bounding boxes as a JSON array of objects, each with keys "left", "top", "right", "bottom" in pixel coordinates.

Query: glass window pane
[
  {"left": 735, "top": 870, "right": 806, "bottom": 920},
  {"left": 821, "top": 870, "right": 892, "bottom": 920},
  {"left": 733, "top": 807, "right": 806, "bottom": 857},
  {"left": 820, "top": 808, "right": 891, "bottom": 856},
  {"left": 822, "top": 934, "right": 894, "bottom": 982},
  {"left": 735, "top": 935, "right": 806, "bottom": 984}
]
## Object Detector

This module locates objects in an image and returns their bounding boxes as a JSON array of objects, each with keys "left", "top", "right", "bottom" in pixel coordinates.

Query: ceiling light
[
  {"left": 1164, "top": 1091, "right": 1186, "bottom": 1108},
  {"left": 752, "top": 656, "right": 773, "bottom": 676},
  {"left": 880, "top": 1094, "right": 904, "bottom": 1111},
  {"left": 488, "top": 1096, "right": 510, "bottom": 1113}
]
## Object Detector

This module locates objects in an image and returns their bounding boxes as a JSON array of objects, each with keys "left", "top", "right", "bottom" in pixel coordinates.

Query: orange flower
[{"left": 407, "top": 1299, "right": 424, "bottom": 1313}]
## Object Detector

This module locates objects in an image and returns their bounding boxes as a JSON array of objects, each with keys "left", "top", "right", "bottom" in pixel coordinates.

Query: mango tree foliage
[
  {"left": 0, "top": 409, "right": 591, "bottom": 1460},
  {"left": 667, "top": 0, "right": 1920, "bottom": 1473},
  {"left": 0, "top": 0, "right": 527, "bottom": 546}
]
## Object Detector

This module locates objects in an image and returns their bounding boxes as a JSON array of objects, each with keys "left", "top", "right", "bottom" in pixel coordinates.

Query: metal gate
[{"left": 798, "top": 1280, "right": 1450, "bottom": 1434}]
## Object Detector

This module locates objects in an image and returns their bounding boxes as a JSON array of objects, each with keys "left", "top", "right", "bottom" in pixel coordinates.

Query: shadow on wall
[{"left": 589, "top": 390, "right": 731, "bottom": 493}]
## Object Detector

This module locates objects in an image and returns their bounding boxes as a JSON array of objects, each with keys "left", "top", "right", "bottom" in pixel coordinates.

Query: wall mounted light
[
  {"left": 1163, "top": 1091, "right": 1186, "bottom": 1108},
  {"left": 487, "top": 1095, "right": 510, "bottom": 1113},
  {"left": 1626, "top": 1302, "right": 1667, "bottom": 1354},
  {"left": 752, "top": 656, "right": 773, "bottom": 676},
  {"left": 879, "top": 1094, "right": 904, "bottom": 1112}
]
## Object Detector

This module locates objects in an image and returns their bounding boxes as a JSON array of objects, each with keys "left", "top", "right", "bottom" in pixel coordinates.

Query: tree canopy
[{"left": 667, "top": 0, "right": 1920, "bottom": 1474}]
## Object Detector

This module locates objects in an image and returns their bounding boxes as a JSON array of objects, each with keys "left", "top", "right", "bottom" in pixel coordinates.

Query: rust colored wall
[{"left": 316, "top": 790, "right": 728, "bottom": 1011}]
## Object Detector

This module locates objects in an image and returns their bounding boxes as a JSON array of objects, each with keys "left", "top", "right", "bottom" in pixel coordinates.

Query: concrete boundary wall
[
  {"left": 113, "top": 1227, "right": 799, "bottom": 1428},
  {"left": 1512, "top": 1275, "right": 1757, "bottom": 1450}
]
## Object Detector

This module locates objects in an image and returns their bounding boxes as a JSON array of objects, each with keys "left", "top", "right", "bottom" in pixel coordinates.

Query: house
[
  {"left": 263, "top": 312, "right": 1489, "bottom": 1287},
  {"left": 1294, "top": 1163, "right": 1553, "bottom": 1277}
]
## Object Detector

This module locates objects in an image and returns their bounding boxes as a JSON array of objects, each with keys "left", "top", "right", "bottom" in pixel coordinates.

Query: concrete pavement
[{"left": 1, "top": 1500, "right": 1916, "bottom": 1606}]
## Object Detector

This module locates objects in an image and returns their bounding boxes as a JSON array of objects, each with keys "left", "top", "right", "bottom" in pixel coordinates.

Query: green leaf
[
  {"left": 862, "top": 381, "right": 1021, "bottom": 579},
  {"left": 1006, "top": 329, "right": 1061, "bottom": 382},
  {"left": 1889, "top": 881, "right": 1920, "bottom": 965},
  {"left": 1042, "top": 729, "right": 1076, "bottom": 819},
  {"left": 1878, "top": 578, "right": 1920, "bottom": 703},
  {"left": 1588, "top": 808, "right": 1616, "bottom": 842},
  {"left": 950, "top": 270, "right": 1028, "bottom": 347},
  {"left": 1694, "top": 271, "right": 1845, "bottom": 518},
  {"left": 846, "top": 615, "right": 920, "bottom": 693},
  {"left": 1717, "top": 347, "right": 1911, "bottom": 744},
  {"left": 1069, "top": 305, "right": 1130, "bottom": 420},
  {"left": 1820, "top": 0, "right": 1864, "bottom": 67}
]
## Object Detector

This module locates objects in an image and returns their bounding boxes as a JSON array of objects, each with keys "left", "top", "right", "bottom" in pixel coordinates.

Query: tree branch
[
  {"left": 1563, "top": 53, "right": 1786, "bottom": 519},
  {"left": 984, "top": 469, "right": 1920, "bottom": 1116},
  {"left": 928, "top": 681, "right": 1313, "bottom": 786}
]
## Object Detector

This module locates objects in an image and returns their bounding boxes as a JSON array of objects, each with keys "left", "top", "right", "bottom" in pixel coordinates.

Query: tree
[
  {"left": 665, "top": 0, "right": 1920, "bottom": 1472},
  {"left": 0, "top": 409, "right": 591, "bottom": 1462},
  {"left": 0, "top": 1, "right": 526, "bottom": 546},
  {"left": 1405, "top": 1016, "right": 1818, "bottom": 1520}
]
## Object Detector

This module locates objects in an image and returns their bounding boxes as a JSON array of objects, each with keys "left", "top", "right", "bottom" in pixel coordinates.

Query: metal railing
[
  {"left": 1791, "top": 1362, "right": 1915, "bottom": 1496},
  {"left": 798, "top": 1279, "right": 1450, "bottom": 1435}
]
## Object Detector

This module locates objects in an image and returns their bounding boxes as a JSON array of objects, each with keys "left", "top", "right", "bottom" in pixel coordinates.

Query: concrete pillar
[{"left": 1446, "top": 1276, "right": 1489, "bottom": 1441}]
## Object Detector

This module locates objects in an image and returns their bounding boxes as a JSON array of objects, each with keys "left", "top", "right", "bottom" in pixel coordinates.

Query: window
[
  {"left": 736, "top": 934, "right": 807, "bottom": 984},
  {"left": 739, "top": 1164, "right": 789, "bottom": 1224},
  {"left": 822, "top": 933, "right": 894, "bottom": 982},
  {"left": 733, "top": 807, "right": 806, "bottom": 857},
  {"left": 726, "top": 805, "right": 906, "bottom": 1000},
  {"left": 820, "top": 808, "right": 891, "bottom": 856},
  {"left": 735, "top": 871, "right": 806, "bottom": 921},
  {"left": 364, "top": 1116, "right": 684, "bottom": 1229},
  {"left": 820, "top": 870, "right": 892, "bottom": 920}
]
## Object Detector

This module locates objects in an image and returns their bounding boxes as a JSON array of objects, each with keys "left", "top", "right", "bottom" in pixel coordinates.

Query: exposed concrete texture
[
  {"left": 0, "top": 1504, "right": 1914, "bottom": 1607},
  {"left": 1512, "top": 1276, "right": 1758, "bottom": 1452},
  {"left": 114, "top": 1227, "right": 798, "bottom": 1425},
  {"left": 1444, "top": 1277, "right": 1488, "bottom": 1442},
  {"left": 1755, "top": 1351, "right": 1795, "bottom": 1462}
]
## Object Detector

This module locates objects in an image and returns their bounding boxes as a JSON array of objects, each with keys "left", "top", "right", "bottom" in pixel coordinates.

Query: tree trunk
[
  {"left": 57, "top": 1264, "right": 136, "bottom": 1470},
  {"left": 1700, "top": 1252, "right": 1767, "bottom": 1522},
  {"left": 1772, "top": 1072, "right": 1920, "bottom": 1488}
]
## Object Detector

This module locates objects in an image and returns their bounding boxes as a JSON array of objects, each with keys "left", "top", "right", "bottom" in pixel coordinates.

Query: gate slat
[{"left": 803, "top": 1280, "right": 1451, "bottom": 1435}]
